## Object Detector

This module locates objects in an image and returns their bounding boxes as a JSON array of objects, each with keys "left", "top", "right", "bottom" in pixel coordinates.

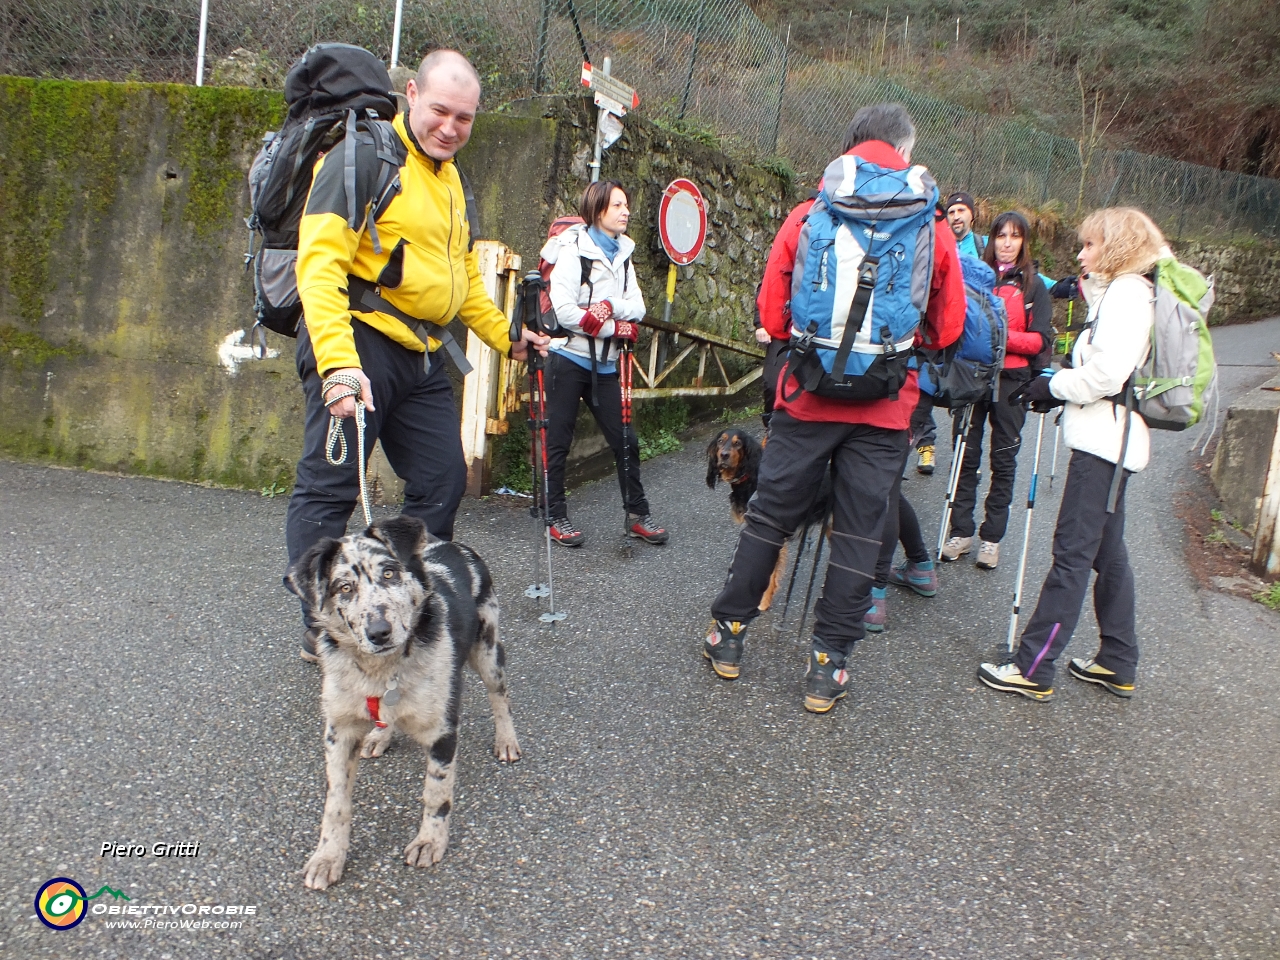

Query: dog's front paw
[
  {"left": 403, "top": 822, "right": 449, "bottom": 868},
  {"left": 361, "top": 725, "right": 392, "bottom": 759},
  {"left": 303, "top": 848, "right": 347, "bottom": 890},
  {"left": 493, "top": 732, "right": 522, "bottom": 763}
]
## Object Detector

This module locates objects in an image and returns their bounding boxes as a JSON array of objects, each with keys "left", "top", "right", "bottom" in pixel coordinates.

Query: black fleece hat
[{"left": 944, "top": 192, "right": 977, "bottom": 216}]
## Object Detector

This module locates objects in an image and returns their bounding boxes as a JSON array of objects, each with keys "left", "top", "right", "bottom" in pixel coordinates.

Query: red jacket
[
  {"left": 993, "top": 265, "right": 1052, "bottom": 371},
  {"left": 756, "top": 141, "right": 966, "bottom": 429}
]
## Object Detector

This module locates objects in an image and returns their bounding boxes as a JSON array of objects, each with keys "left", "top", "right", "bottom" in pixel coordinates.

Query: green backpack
[
  {"left": 1107, "top": 256, "right": 1218, "bottom": 512},
  {"left": 1134, "top": 256, "right": 1218, "bottom": 430}
]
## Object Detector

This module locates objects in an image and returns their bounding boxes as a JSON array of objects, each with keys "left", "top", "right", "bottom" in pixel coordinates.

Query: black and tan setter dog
[
  {"left": 705, "top": 428, "right": 764, "bottom": 523},
  {"left": 705, "top": 427, "right": 834, "bottom": 612}
]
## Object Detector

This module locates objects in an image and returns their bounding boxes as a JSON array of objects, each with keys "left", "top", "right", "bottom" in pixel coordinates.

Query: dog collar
[
  {"left": 729, "top": 472, "right": 753, "bottom": 486},
  {"left": 365, "top": 675, "right": 402, "bottom": 728}
]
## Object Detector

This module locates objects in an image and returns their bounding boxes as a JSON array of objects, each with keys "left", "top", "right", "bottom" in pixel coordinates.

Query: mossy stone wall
[
  {"left": 0, "top": 80, "right": 798, "bottom": 491},
  {"left": 3, "top": 78, "right": 1272, "bottom": 492}
]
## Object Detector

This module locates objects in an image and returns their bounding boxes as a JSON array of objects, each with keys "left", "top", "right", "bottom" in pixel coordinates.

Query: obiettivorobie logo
[
  {"left": 35, "top": 878, "right": 130, "bottom": 930},
  {"left": 34, "top": 877, "right": 258, "bottom": 932}
]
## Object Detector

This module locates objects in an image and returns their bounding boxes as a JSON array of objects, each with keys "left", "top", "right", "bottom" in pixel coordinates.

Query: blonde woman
[{"left": 978, "top": 207, "right": 1166, "bottom": 702}]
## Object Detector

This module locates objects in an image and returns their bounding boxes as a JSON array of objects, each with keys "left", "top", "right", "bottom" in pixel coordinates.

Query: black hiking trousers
[
  {"left": 949, "top": 369, "right": 1031, "bottom": 543},
  {"left": 285, "top": 319, "right": 467, "bottom": 571},
  {"left": 543, "top": 352, "right": 649, "bottom": 520},
  {"left": 1014, "top": 450, "right": 1138, "bottom": 687},
  {"left": 910, "top": 391, "right": 937, "bottom": 449},
  {"left": 711, "top": 410, "right": 907, "bottom": 660}
]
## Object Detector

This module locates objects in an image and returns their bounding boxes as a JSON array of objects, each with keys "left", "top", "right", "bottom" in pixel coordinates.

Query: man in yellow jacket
[{"left": 286, "top": 49, "right": 548, "bottom": 661}]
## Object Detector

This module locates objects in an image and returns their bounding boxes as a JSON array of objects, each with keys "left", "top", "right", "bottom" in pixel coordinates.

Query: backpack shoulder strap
[
  {"left": 580, "top": 255, "right": 594, "bottom": 303},
  {"left": 455, "top": 163, "right": 479, "bottom": 252}
]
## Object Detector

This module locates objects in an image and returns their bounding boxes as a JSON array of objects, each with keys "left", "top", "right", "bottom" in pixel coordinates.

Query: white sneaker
[
  {"left": 940, "top": 536, "right": 972, "bottom": 562},
  {"left": 975, "top": 540, "right": 1000, "bottom": 569}
]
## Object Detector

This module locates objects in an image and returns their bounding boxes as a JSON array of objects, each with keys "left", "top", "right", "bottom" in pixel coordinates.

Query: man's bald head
[
  {"left": 415, "top": 50, "right": 481, "bottom": 97},
  {"left": 404, "top": 49, "right": 481, "bottom": 161}
]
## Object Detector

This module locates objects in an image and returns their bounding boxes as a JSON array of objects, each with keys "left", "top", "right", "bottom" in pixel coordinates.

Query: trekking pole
[
  {"left": 936, "top": 404, "right": 974, "bottom": 559},
  {"left": 796, "top": 474, "right": 837, "bottom": 643},
  {"left": 775, "top": 518, "right": 813, "bottom": 633},
  {"left": 523, "top": 351, "right": 566, "bottom": 625},
  {"left": 617, "top": 340, "right": 635, "bottom": 559},
  {"left": 777, "top": 459, "right": 836, "bottom": 633},
  {"left": 1006, "top": 411, "right": 1047, "bottom": 653},
  {"left": 1049, "top": 410, "right": 1062, "bottom": 491}
]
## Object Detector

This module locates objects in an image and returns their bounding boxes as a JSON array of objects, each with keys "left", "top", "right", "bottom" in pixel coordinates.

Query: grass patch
[
  {"left": 635, "top": 398, "right": 690, "bottom": 462},
  {"left": 491, "top": 414, "right": 533, "bottom": 493},
  {"left": 1253, "top": 583, "right": 1280, "bottom": 610}
]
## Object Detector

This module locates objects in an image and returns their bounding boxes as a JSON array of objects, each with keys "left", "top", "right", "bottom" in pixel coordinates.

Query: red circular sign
[{"left": 658, "top": 179, "right": 708, "bottom": 265}]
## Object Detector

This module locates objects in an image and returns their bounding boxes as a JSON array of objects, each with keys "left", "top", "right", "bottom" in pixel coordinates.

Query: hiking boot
[
  {"left": 300, "top": 628, "right": 322, "bottom": 664},
  {"left": 863, "top": 587, "right": 888, "bottom": 633},
  {"left": 889, "top": 559, "right": 938, "bottom": 597},
  {"left": 977, "top": 661, "right": 1053, "bottom": 701},
  {"left": 549, "top": 517, "right": 585, "bottom": 547},
  {"left": 702, "top": 619, "right": 747, "bottom": 679},
  {"left": 1068, "top": 657, "right": 1136, "bottom": 699},
  {"left": 940, "top": 535, "right": 973, "bottom": 562},
  {"left": 975, "top": 540, "right": 1000, "bottom": 570},
  {"left": 804, "top": 648, "right": 850, "bottom": 714},
  {"left": 628, "top": 513, "right": 669, "bottom": 544},
  {"left": 916, "top": 444, "right": 935, "bottom": 475}
]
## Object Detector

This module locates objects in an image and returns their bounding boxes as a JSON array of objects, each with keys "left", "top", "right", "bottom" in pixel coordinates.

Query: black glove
[
  {"left": 1050, "top": 276, "right": 1079, "bottom": 300},
  {"left": 1007, "top": 375, "right": 1063, "bottom": 411}
]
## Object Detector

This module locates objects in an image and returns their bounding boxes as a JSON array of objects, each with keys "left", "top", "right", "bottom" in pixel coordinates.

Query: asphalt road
[{"left": 2, "top": 319, "right": 1278, "bottom": 960}]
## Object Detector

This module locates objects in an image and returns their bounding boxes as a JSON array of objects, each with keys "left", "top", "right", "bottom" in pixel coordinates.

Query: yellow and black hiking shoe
[
  {"left": 977, "top": 661, "right": 1053, "bottom": 701},
  {"left": 702, "top": 620, "right": 747, "bottom": 679},
  {"left": 916, "top": 444, "right": 935, "bottom": 475},
  {"left": 803, "top": 649, "right": 849, "bottom": 714},
  {"left": 1068, "top": 658, "right": 1135, "bottom": 699}
]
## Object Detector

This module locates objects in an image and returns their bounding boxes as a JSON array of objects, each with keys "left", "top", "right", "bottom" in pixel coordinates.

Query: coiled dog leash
[{"left": 321, "top": 373, "right": 373, "bottom": 527}]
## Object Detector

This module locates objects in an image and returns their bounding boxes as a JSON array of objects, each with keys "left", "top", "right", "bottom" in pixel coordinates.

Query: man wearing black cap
[{"left": 945, "top": 192, "right": 984, "bottom": 259}]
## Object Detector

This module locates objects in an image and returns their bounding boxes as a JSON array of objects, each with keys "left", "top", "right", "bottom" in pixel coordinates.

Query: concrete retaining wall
[{"left": 0, "top": 79, "right": 793, "bottom": 492}]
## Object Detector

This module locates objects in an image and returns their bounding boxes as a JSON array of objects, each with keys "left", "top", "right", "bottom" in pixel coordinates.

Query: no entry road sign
[{"left": 658, "top": 179, "right": 708, "bottom": 266}]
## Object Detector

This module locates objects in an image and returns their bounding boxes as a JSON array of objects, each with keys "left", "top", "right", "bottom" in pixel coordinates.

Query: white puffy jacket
[
  {"left": 544, "top": 225, "right": 646, "bottom": 367},
  {"left": 1049, "top": 272, "right": 1154, "bottom": 472}
]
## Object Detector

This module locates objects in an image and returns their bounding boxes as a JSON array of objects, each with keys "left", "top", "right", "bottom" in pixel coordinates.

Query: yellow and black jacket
[{"left": 296, "top": 112, "right": 510, "bottom": 377}]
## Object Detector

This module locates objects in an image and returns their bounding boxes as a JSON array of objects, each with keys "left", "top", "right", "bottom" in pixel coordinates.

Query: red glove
[
  {"left": 613, "top": 321, "right": 639, "bottom": 342},
  {"left": 579, "top": 300, "right": 614, "bottom": 337}
]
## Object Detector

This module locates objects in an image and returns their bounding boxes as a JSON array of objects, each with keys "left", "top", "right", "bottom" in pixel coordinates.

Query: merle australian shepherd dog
[{"left": 288, "top": 515, "right": 520, "bottom": 891}]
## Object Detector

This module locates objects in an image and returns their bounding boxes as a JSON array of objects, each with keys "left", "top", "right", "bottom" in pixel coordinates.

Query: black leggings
[
  {"left": 542, "top": 352, "right": 648, "bottom": 520},
  {"left": 875, "top": 446, "right": 931, "bottom": 587}
]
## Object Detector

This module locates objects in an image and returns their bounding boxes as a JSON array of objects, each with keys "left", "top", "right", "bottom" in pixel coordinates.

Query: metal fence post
[
  {"left": 770, "top": 25, "right": 790, "bottom": 155},
  {"left": 194, "top": 0, "right": 209, "bottom": 86},
  {"left": 533, "top": 0, "right": 551, "bottom": 93},
  {"left": 677, "top": 0, "right": 708, "bottom": 121},
  {"left": 1039, "top": 134, "right": 1054, "bottom": 204},
  {"left": 390, "top": 0, "right": 405, "bottom": 67},
  {"left": 965, "top": 115, "right": 979, "bottom": 191},
  {"left": 1176, "top": 169, "right": 1189, "bottom": 242}
]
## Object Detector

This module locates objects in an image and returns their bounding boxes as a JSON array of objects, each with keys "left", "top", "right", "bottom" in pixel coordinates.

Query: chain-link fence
[{"left": 5, "top": 0, "right": 1279, "bottom": 242}]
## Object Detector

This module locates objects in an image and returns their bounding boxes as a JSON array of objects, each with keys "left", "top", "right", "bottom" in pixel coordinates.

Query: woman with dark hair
[
  {"left": 539, "top": 179, "right": 668, "bottom": 548},
  {"left": 940, "top": 210, "right": 1052, "bottom": 570}
]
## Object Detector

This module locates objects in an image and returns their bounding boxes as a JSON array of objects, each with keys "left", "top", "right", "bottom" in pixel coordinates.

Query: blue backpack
[
  {"left": 917, "top": 255, "right": 1008, "bottom": 408},
  {"left": 784, "top": 154, "right": 938, "bottom": 402}
]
